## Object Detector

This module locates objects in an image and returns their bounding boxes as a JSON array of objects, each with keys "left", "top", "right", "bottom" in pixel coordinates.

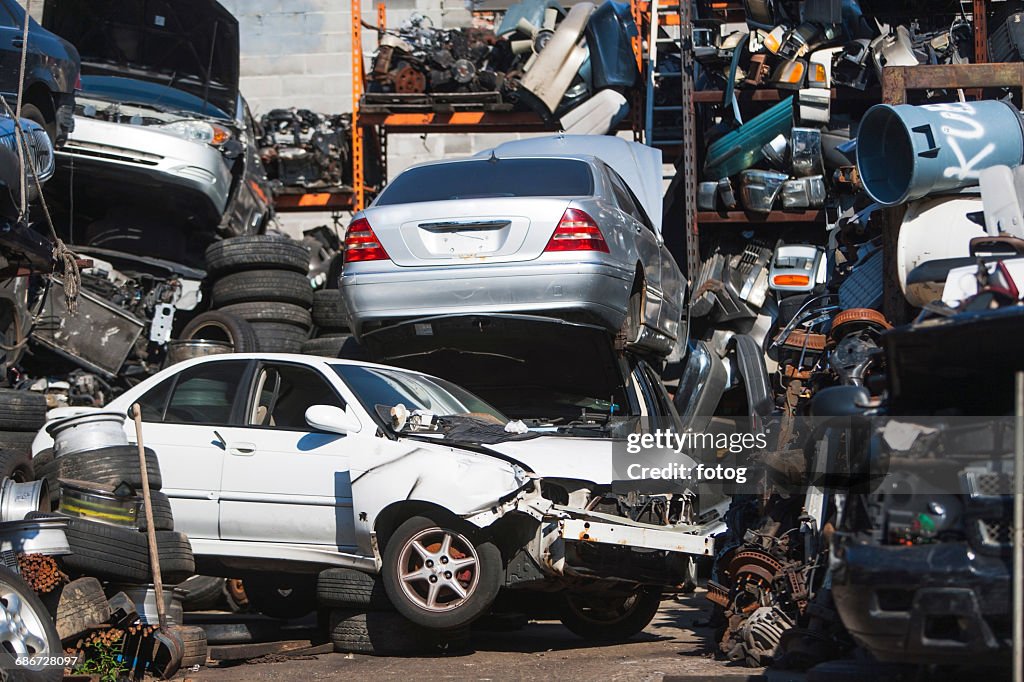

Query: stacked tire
[
  {"left": 202, "top": 234, "right": 314, "bottom": 353},
  {"left": 301, "top": 289, "right": 367, "bottom": 359},
  {"left": 317, "top": 567, "right": 469, "bottom": 656},
  {"left": 0, "top": 388, "right": 47, "bottom": 460}
]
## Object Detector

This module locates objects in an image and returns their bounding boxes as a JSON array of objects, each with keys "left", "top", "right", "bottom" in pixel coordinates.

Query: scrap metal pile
[
  {"left": 366, "top": 0, "right": 641, "bottom": 132},
  {"left": 684, "top": 0, "right": 1024, "bottom": 674}
]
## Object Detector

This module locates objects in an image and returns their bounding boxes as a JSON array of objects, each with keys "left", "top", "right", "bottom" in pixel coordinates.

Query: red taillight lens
[
  {"left": 75, "top": 75, "right": 81, "bottom": 91},
  {"left": 343, "top": 217, "right": 390, "bottom": 263},
  {"left": 544, "top": 209, "right": 609, "bottom": 253}
]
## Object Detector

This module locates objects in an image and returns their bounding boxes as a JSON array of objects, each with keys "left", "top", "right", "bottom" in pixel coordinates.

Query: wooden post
[{"left": 131, "top": 404, "right": 167, "bottom": 631}]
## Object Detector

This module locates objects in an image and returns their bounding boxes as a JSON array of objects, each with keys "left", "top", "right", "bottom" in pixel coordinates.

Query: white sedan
[{"left": 36, "top": 353, "right": 711, "bottom": 636}]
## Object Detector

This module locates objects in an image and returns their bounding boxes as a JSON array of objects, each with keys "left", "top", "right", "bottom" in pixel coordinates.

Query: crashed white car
[{"left": 36, "top": 353, "right": 710, "bottom": 636}]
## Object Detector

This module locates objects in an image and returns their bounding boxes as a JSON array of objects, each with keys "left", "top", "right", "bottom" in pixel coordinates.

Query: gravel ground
[{"left": 180, "top": 592, "right": 766, "bottom": 681}]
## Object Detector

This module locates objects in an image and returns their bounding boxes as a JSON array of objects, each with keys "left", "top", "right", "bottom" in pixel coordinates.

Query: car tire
[
  {"left": 0, "top": 388, "right": 47, "bottom": 431},
  {"left": 252, "top": 322, "right": 309, "bottom": 353},
  {"left": 620, "top": 276, "right": 645, "bottom": 346},
  {"left": 328, "top": 609, "right": 470, "bottom": 656},
  {"left": 300, "top": 335, "right": 347, "bottom": 358},
  {"left": 381, "top": 514, "right": 502, "bottom": 631},
  {"left": 177, "top": 576, "right": 226, "bottom": 612},
  {"left": 55, "top": 577, "right": 111, "bottom": 642},
  {"left": 311, "top": 290, "right": 349, "bottom": 331},
  {"left": 180, "top": 311, "right": 259, "bottom": 353},
  {"left": 170, "top": 625, "right": 208, "bottom": 668},
  {"left": 558, "top": 588, "right": 661, "bottom": 641},
  {"left": 204, "top": 235, "right": 310, "bottom": 276},
  {"left": 0, "top": 430, "right": 35, "bottom": 455},
  {"left": 243, "top": 575, "right": 316, "bottom": 620},
  {"left": 217, "top": 302, "right": 312, "bottom": 331},
  {"left": 136, "top": 491, "right": 174, "bottom": 532},
  {"left": 0, "top": 449, "right": 33, "bottom": 482},
  {"left": 317, "top": 568, "right": 393, "bottom": 610},
  {"left": 0, "top": 566, "right": 63, "bottom": 681},
  {"left": 59, "top": 516, "right": 194, "bottom": 583},
  {"left": 19, "top": 102, "right": 56, "bottom": 146},
  {"left": 38, "top": 444, "right": 162, "bottom": 493},
  {"left": 211, "top": 270, "right": 313, "bottom": 308}
]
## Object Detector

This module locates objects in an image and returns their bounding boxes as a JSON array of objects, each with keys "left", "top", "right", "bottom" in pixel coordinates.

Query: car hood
[
  {"left": 476, "top": 135, "right": 664, "bottom": 230},
  {"left": 359, "top": 314, "right": 629, "bottom": 419},
  {"left": 485, "top": 435, "right": 614, "bottom": 483},
  {"left": 42, "top": 0, "right": 239, "bottom": 118}
]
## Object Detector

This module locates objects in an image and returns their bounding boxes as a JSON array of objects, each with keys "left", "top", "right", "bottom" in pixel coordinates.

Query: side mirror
[{"left": 305, "top": 405, "right": 361, "bottom": 435}]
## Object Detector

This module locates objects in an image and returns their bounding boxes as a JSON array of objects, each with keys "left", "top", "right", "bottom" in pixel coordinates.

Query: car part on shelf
[
  {"left": 519, "top": 3, "right": 594, "bottom": 115},
  {"left": 704, "top": 97, "right": 794, "bottom": 181},
  {"left": 781, "top": 176, "right": 826, "bottom": 209},
  {"left": 770, "top": 245, "right": 825, "bottom": 293},
  {"left": 739, "top": 170, "right": 789, "bottom": 213},
  {"left": 896, "top": 195, "right": 988, "bottom": 307}
]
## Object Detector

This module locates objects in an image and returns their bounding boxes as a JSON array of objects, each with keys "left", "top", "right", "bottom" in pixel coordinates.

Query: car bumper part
[
  {"left": 341, "top": 261, "right": 632, "bottom": 337},
  {"left": 831, "top": 540, "right": 1011, "bottom": 664},
  {"left": 56, "top": 116, "right": 233, "bottom": 215}
]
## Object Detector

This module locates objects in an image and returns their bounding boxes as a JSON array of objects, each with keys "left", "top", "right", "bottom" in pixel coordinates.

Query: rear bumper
[
  {"left": 831, "top": 540, "right": 1011, "bottom": 665},
  {"left": 340, "top": 261, "right": 633, "bottom": 337}
]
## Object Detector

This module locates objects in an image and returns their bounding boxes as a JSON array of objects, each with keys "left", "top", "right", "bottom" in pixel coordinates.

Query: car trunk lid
[
  {"left": 363, "top": 197, "right": 572, "bottom": 266},
  {"left": 359, "top": 313, "right": 629, "bottom": 420},
  {"left": 42, "top": 0, "right": 239, "bottom": 118}
]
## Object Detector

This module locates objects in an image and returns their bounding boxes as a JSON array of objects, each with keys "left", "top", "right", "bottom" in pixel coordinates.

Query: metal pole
[
  {"left": 351, "top": 0, "right": 365, "bottom": 212},
  {"left": 1015, "top": 371, "right": 1023, "bottom": 682}
]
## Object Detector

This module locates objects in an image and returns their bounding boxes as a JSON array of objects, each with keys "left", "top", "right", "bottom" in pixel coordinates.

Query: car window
[
  {"left": 374, "top": 158, "right": 593, "bottom": 205},
  {"left": 332, "top": 364, "right": 505, "bottom": 422},
  {"left": 163, "top": 361, "right": 248, "bottom": 426},
  {"left": 0, "top": 5, "right": 16, "bottom": 28},
  {"left": 136, "top": 376, "right": 175, "bottom": 422},
  {"left": 606, "top": 166, "right": 654, "bottom": 232},
  {"left": 248, "top": 363, "right": 344, "bottom": 430}
]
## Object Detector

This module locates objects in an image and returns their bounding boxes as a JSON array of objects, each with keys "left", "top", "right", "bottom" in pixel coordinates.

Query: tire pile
[
  {"left": 180, "top": 234, "right": 315, "bottom": 353},
  {"left": 27, "top": 422, "right": 207, "bottom": 670},
  {"left": 316, "top": 567, "right": 469, "bottom": 656},
  {"left": 301, "top": 289, "right": 365, "bottom": 359},
  {"left": 0, "top": 388, "right": 48, "bottom": 460}
]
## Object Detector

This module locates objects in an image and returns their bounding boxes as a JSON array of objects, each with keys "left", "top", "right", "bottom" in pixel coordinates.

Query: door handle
[
  {"left": 11, "top": 38, "right": 23, "bottom": 48},
  {"left": 228, "top": 443, "right": 257, "bottom": 456}
]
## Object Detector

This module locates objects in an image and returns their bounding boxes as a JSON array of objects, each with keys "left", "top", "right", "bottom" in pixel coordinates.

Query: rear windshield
[{"left": 374, "top": 158, "right": 593, "bottom": 206}]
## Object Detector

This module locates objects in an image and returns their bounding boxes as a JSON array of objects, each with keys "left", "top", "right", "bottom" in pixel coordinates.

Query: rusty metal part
[
  {"left": 780, "top": 330, "right": 827, "bottom": 351},
  {"left": 389, "top": 63, "right": 427, "bottom": 93},
  {"left": 830, "top": 308, "right": 891, "bottom": 341},
  {"left": 225, "top": 579, "right": 249, "bottom": 610},
  {"left": 728, "top": 549, "right": 785, "bottom": 585},
  {"left": 706, "top": 580, "right": 730, "bottom": 608},
  {"left": 17, "top": 553, "right": 67, "bottom": 593}
]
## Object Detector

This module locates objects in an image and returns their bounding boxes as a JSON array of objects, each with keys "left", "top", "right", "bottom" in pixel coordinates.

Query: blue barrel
[{"left": 857, "top": 100, "right": 1024, "bottom": 206}]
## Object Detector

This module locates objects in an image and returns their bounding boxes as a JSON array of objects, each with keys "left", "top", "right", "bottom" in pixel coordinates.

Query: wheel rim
[
  {"left": 566, "top": 592, "right": 641, "bottom": 625},
  {"left": 397, "top": 527, "right": 480, "bottom": 613},
  {"left": 0, "top": 582, "right": 49, "bottom": 659}
]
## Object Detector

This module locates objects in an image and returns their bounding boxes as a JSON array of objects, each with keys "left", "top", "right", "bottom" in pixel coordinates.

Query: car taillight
[
  {"left": 343, "top": 217, "right": 390, "bottom": 263},
  {"left": 544, "top": 209, "right": 609, "bottom": 253}
]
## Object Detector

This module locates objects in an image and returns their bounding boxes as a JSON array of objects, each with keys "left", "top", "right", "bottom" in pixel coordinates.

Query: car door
[
  {"left": 217, "top": 360, "right": 358, "bottom": 550},
  {"left": 132, "top": 358, "right": 252, "bottom": 540},
  {"left": 606, "top": 166, "right": 664, "bottom": 331}
]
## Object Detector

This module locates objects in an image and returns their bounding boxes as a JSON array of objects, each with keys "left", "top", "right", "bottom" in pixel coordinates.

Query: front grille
[{"left": 962, "top": 468, "right": 1012, "bottom": 498}]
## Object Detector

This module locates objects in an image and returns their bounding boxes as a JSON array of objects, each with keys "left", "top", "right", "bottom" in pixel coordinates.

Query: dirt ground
[{"left": 182, "top": 592, "right": 769, "bottom": 682}]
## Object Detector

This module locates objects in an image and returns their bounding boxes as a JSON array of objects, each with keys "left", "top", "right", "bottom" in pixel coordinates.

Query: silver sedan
[{"left": 339, "top": 135, "right": 686, "bottom": 356}]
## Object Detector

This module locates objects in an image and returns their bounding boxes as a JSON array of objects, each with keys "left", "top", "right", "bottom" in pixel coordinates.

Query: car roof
[{"left": 160, "top": 352, "right": 456, "bottom": 385}]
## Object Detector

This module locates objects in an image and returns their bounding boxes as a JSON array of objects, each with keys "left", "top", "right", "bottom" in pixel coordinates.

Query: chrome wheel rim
[
  {"left": 0, "top": 581, "right": 49, "bottom": 661},
  {"left": 397, "top": 527, "right": 479, "bottom": 613}
]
